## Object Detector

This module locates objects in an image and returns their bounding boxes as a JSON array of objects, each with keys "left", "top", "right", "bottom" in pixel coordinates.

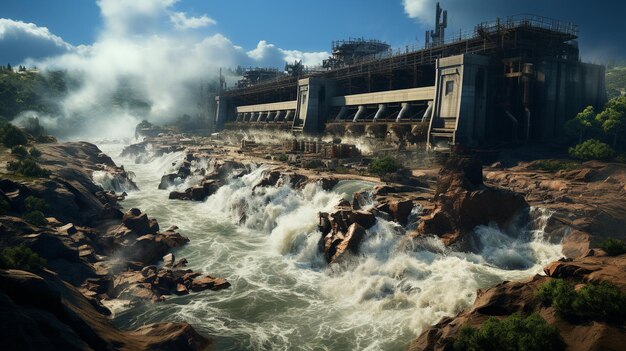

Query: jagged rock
[
  {"left": 169, "top": 190, "right": 189, "bottom": 200},
  {"left": 57, "top": 223, "right": 78, "bottom": 235},
  {"left": 318, "top": 177, "right": 339, "bottom": 191},
  {"left": 0, "top": 269, "right": 210, "bottom": 351},
  {"left": 416, "top": 157, "right": 528, "bottom": 246},
  {"left": 163, "top": 253, "right": 175, "bottom": 267},
  {"left": 122, "top": 208, "right": 151, "bottom": 234},
  {"left": 385, "top": 199, "right": 413, "bottom": 225},
  {"left": 326, "top": 223, "right": 366, "bottom": 263},
  {"left": 190, "top": 275, "right": 231, "bottom": 292},
  {"left": 99, "top": 203, "right": 123, "bottom": 220},
  {"left": 175, "top": 283, "right": 189, "bottom": 295},
  {"left": 159, "top": 174, "right": 179, "bottom": 190},
  {"left": 22, "top": 233, "right": 79, "bottom": 262},
  {"left": 409, "top": 254, "right": 626, "bottom": 351}
]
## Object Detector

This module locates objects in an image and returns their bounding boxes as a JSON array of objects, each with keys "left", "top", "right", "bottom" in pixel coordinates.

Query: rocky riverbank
[
  {"left": 0, "top": 141, "right": 229, "bottom": 350},
  {"left": 5, "top": 130, "right": 625, "bottom": 350},
  {"left": 126, "top": 132, "right": 626, "bottom": 350}
]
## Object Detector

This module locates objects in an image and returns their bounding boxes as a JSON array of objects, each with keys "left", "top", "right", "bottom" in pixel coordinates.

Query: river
[{"left": 96, "top": 141, "right": 562, "bottom": 351}]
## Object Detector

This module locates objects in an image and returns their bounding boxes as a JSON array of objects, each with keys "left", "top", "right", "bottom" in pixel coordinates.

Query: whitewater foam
[{"left": 97, "top": 142, "right": 563, "bottom": 351}]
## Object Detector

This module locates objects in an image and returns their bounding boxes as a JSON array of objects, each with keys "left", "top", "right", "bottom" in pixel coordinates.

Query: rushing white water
[{"left": 96, "top": 142, "right": 563, "bottom": 351}]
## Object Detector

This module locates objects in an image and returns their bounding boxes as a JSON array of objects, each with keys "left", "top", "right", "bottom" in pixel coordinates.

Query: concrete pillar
[
  {"left": 352, "top": 105, "right": 367, "bottom": 122},
  {"left": 266, "top": 111, "right": 275, "bottom": 122},
  {"left": 285, "top": 110, "right": 294, "bottom": 121},
  {"left": 274, "top": 110, "right": 284, "bottom": 122},
  {"left": 395, "top": 103, "right": 410, "bottom": 122},
  {"left": 373, "top": 104, "right": 387, "bottom": 121}
]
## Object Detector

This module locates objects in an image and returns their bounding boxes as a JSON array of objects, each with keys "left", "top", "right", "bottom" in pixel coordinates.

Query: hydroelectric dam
[{"left": 215, "top": 4, "right": 606, "bottom": 148}]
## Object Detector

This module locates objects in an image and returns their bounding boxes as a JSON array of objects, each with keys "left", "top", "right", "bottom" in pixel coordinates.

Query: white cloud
[
  {"left": 170, "top": 12, "right": 216, "bottom": 29},
  {"left": 247, "top": 40, "right": 329, "bottom": 68},
  {"left": 3, "top": 0, "right": 329, "bottom": 139},
  {"left": 402, "top": 0, "right": 437, "bottom": 24},
  {"left": 0, "top": 19, "right": 73, "bottom": 64}
]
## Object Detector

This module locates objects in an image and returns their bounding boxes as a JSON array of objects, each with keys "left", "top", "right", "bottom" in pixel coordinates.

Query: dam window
[{"left": 445, "top": 80, "right": 455, "bottom": 96}]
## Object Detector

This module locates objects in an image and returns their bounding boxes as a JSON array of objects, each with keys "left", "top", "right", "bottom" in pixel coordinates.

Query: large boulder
[
  {"left": 122, "top": 208, "right": 153, "bottom": 235},
  {"left": 0, "top": 269, "right": 210, "bottom": 351},
  {"left": 416, "top": 157, "right": 528, "bottom": 246},
  {"left": 324, "top": 223, "right": 367, "bottom": 263}
]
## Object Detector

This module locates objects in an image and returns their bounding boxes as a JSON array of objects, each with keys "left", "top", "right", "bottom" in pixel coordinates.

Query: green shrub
[
  {"left": 277, "top": 154, "right": 288, "bottom": 162},
  {"left": 23, "top": 210, "right": 47, "bottom": 226},
  {"left": 24, "top": 196, "right": 47, "bottom": 212},
  {"left": 28, "top": 147, "right": 42, "bottom": 158},
  {"left": 538, "top": 279, "right": 578, "bottom": 319},
  {"left": 0, "top": 245, "right": 46, "bottom": 271},
  {"left": 10, "top": 145, "right": 28, "bottom": 158},
  {"left": 528, "top": 160, "right": 578, "bottom": 172},
  {"left": 568, "top": 139, "right": 615, "bottom": 161},
  {"left": 368, "top": 156, "right": 399, "bottom": 176},
  {"left": 0, "top": 124, "right": 28, "bottom": 147},
  {"left": 6, "top": 158, "right": 51, "bottom": 178},
  {"left": 539, "top": 279, "right": 626, "bottom": 323},
  {"left": 453, "top": 313, "right": 565, "bottom": 351},
  {"left": 599, "top": 238, "right": 626, "bottom": 256}
]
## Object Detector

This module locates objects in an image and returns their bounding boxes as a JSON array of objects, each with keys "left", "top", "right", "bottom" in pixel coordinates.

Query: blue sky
[{"left": 2, "top": 0, "right": 625, "bottom": 66}]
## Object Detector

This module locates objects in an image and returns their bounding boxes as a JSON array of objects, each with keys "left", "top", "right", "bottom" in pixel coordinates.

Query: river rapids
[{"left": 95, "top": 142, "right": 563, "bottom": 351}]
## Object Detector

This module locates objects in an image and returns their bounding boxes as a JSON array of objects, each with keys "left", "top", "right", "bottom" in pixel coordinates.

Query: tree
[
  {"left": 569, "top": 139, "right": 615, "bottom": 161},
  {"left": 596, "top": 96, "right": 626, "bottom": 147},
  {"left": 565, "top": 106, "right": 596, "bottom": 143}
]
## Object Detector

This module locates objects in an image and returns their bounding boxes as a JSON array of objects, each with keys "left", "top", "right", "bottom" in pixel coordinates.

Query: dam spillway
[{"left": 215, "top": 11, "right": 606, "bottom": 148}]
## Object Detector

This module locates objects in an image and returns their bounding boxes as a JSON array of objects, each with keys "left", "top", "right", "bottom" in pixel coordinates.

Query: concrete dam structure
[{"left": 215, "top": 4, "right": 606, "bottom": 148}]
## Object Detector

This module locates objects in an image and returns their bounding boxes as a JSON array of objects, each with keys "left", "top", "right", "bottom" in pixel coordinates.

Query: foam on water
[{"left": 97, "top": 142, "right": 563, "bottom": 351}]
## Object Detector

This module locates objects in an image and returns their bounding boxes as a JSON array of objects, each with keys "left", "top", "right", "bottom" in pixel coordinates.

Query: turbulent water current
[{"left": 96, "top": 142, "right": 563, "bottom": 351}]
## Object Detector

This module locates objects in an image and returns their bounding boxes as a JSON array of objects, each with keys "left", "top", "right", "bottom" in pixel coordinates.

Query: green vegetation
[
  {"left": 599, "top": 238, "right": 626, "bottom": 256},
  {"left": 23, "top": 210, "right": 47, "bottom": 226},
  {"left": 368, "top": 156, "right": 399, "bottom": 176},
  {"left": 22, "top": 196, "right": 48, "bottom": 226},
  {"left": 28, "top": 147, "right": 42, "bottom": 158},
  {"left": 0, "top": 123, "right": 28, "bottom": 147},
  {"left": 528, "top": 160, "right": 578, "bottom": 172},
  {"left": 10, "top": 145, "right": 29, "bottom": 158},
  {"left": 606, "top": 64, "right": 626, "bottom": 100},
  {"left": 277, "top": 154, "right": 288, "bottom": 162},
  {"left": 453, "top": 313, "right": 564, "bottom": 351},
  {"left": 539, "top": 279, "right": 626, "bottom": 323},
  {"left": 565, "top": 106, "right": 596, "bottom": 144},
  {"left": 567, "top": 96, "right": 626, "bottom": 161},
  {"left": 0, "top": 68, "right": 68, "bottom": 119},
  {"left": 24, "top": 196, "right": 47, "bottom": 212},
  {"left": 568, "top": 139, "right": 615, "bottom": 161},
  {"left": 7, "top": 158, "right": 51, "bottom": 178},
  {"left": 0, "top": 245, "right": 46, "bottom": 271}
]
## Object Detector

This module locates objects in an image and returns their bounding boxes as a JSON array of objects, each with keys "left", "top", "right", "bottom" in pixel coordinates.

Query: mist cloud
[{"left": 2, "top": 0, "right": 329, "bottom": 140}]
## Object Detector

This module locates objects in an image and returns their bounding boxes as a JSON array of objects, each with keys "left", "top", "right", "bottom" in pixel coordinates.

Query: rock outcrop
[
  {"left": 318, "top": 200, "right": 377, "bottom": 263},
  {"left": 415, "top": 157, "right": 528, "bottom": 246},
  {"left": 0, "top": 269, "right": 210, "bottom": 351},
  {"left": 408, "top": 252, "right": 626, "bottom": 351}
]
